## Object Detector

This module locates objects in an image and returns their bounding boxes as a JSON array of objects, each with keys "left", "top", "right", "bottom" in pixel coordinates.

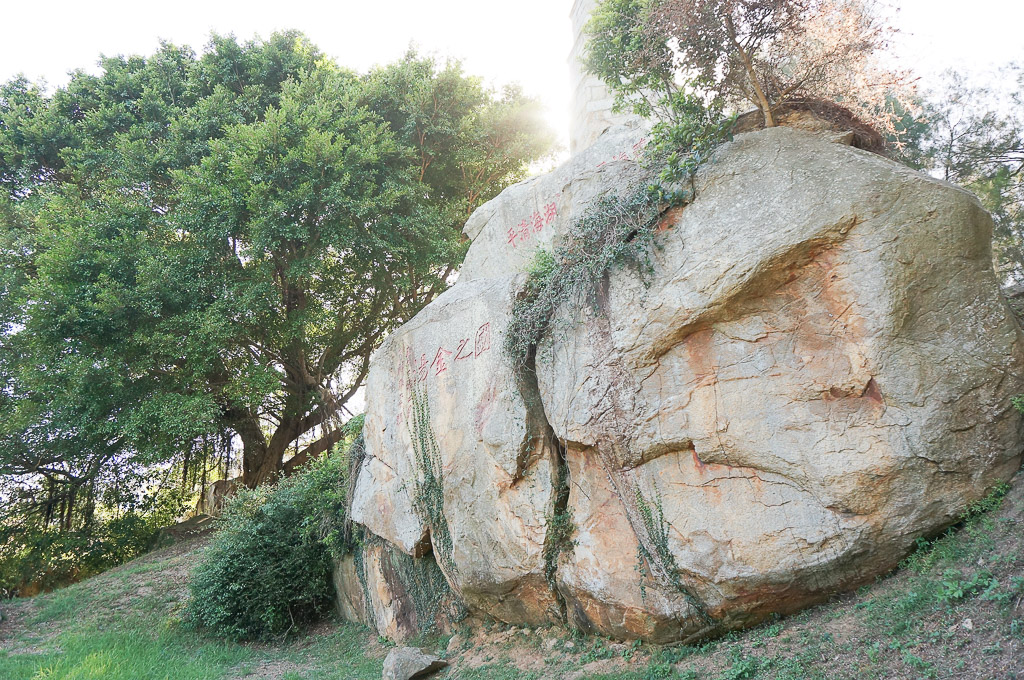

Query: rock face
[
  {"left": 348, "top": 123, "right": 652, "bottom": 631},
  {"left": 332, "top": 537, "right": 464, "bottom": 642},
  {"left": 537, "top": 126, "right": 1024, "bottom": 641},
  {"left": 195, "top": 478, "right": 240, "bottom": 516},
  {"left": 341, "top": 122, "right": 1024, "bottom": 643}
]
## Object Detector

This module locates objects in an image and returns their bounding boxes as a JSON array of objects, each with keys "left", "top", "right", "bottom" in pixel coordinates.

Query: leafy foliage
[
  {"left": 586, "top": 0, "right": 740, "bottom": 188},
  {"left": 360, "top": 51, "right": 556, "bottom": 238},
  {"left": 586, "top": 0, "right": 912, "bottom": 136},
  {"left": 543, "top": 454, "right": 576, "bottom": 588},
  {"left": 0, "top": 512, "right": 168, "bottom": 598},
  {"left": 406, "top": 380, "right": 455, "bottom": 573},
  {"left": 0, "top": 460, "right": 196, "bottom": 597},
  {"left": 183, "top": 446, "right": 350, "bottom": 641},
  {"left": 0, "top": 32, "right": 554, "bottom": 563},
  {"left": 936, "top": 568, "right": 998, "bottom": 603},
  {"left": 635, "top": 487, "right": 712, "bottom": 624},
  {"left": 647, "top": 93, "right": 737, "bottom": 200}
]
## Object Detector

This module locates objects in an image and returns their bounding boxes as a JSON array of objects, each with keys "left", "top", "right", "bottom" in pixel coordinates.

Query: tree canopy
[
  {"left": 0, "top": 28, "right": 555, "bottom": 541},
  {"left": 585, "top": 0, "right": 912, "bottom": 136}
]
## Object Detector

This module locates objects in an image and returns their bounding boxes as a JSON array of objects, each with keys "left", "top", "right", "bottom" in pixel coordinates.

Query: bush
[{"left": 183, "top": 448, "right": 350, "bottom": 641}]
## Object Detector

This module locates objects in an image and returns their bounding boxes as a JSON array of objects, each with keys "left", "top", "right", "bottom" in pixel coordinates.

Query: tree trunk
[
  {"left": 228, "top": 412, "right": 279, "bottom": 488},
  {"left": 227, "top": 396, "right": 345, "bottom": 487},
  {"left": 282, "top": 428, "right": 343, "bottom": 475},
  {"left": 243, "top": 447, "right": 280, "bottom": 487},
  {"left": 724, "top": 15, "right": 776, "bottom": 127}
]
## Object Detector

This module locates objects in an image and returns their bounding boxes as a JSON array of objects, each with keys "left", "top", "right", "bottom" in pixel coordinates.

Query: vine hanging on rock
[
  {"left": 503, "top": 184, "right": 666, "bottom": 377},
  {"left": 405, "top": 375, "right": 457, "bottom": 576}
]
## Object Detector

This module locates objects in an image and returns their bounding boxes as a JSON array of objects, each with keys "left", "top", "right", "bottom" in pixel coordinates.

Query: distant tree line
[{"left": 897, "top": 67, "right": 1024, "bottom": 282}]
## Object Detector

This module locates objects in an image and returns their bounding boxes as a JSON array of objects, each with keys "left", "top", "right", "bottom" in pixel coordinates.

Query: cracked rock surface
[{"left": 343, "top": 123, "right": 1024, "bottom": 643}]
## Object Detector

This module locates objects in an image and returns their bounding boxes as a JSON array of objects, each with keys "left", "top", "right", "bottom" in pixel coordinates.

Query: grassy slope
[
  {"left": 2, "top": 469, "right": 1023, "bottom": 680},
  {"left": 0, "top": 534, "right": 387, "bottom": 680}
]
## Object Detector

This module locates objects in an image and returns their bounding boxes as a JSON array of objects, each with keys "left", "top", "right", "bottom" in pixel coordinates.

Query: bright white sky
[{"left": 1, "top": 1, "right": 1022, "bottom": 150}]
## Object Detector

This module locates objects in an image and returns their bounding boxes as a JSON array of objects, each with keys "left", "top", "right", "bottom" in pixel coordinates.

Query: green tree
[
  {"left": 897, "top": 67, "right": 1024, "bottom": 281},
  {"left": 361, "top": 52, "right": 556, "bottom": 290},
  {"left": 585, "top": 0, "right": 912, "bottom": 172},
  {"left": 0, "top": 31, "right": 553, "bottom": 524},
  {"left": 0, "top": 33, "right": 327, "bottom": 512}
]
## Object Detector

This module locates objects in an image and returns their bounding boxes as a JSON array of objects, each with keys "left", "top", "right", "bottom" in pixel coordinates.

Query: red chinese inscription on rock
[
  {"left": 475, "top": 323, "right": 491, "bottom": 356},
  {"left": 507, "top": 202, "right": 558, "bottom": 248},
  {"left": 431, "top": 347, "right": 453, "bottom": 376},
  {"left": 399, "top": 322, "right": 493, "bottom": 386},
  {"left": 396, "top": 322, "right": 494, "bottom": 425}
]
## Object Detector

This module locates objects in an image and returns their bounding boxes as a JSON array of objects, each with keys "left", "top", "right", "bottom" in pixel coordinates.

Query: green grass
[
  {"left": 0, "top": 540, "right": 383, "bottom": 680},
  {"left": 8, "top": 627, "right": 251, "bottom": 680},
  {"left": 855, "top": 482, "right": 1019, "bottom": 643},
  {"left": 1, "top": 623, "right": 383, "bottom": 680},
  {"left": 449, "top": 662, "right": 542, "bottom": 680}
]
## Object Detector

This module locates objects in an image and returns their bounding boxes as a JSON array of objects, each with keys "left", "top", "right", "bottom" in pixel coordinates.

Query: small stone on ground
[{"left": 382, "top": 647, "right": 448, "bottom": 680}]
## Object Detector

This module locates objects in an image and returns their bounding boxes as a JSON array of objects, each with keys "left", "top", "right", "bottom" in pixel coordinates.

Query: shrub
[{"left": 183, "top": 448, "right": 350, "bottom": 641}]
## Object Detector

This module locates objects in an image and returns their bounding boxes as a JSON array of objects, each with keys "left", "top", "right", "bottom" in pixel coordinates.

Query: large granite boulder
[
  {"left": 350, "top": 273, "right": 561, "bottom": 625},
  {"left": 349, "top": 123, "right": 652, "bottom": 628},
  {"left": 343, "top": 123, "right": 1024, "bottom": 643}
]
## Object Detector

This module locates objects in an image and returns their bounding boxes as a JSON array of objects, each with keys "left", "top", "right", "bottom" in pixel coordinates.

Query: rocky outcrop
[
  {"left": 349, "top": 273, "right": 561, "bottom": 625},
  {"left": 195, "top": 478, "right": 240, "bottom": 516},
  {"left": 537, "top": 126, "right": 1024, "bottom": 641},
  {"left": 340, "top": 122, "right": 1024, "bottom": 643}
]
